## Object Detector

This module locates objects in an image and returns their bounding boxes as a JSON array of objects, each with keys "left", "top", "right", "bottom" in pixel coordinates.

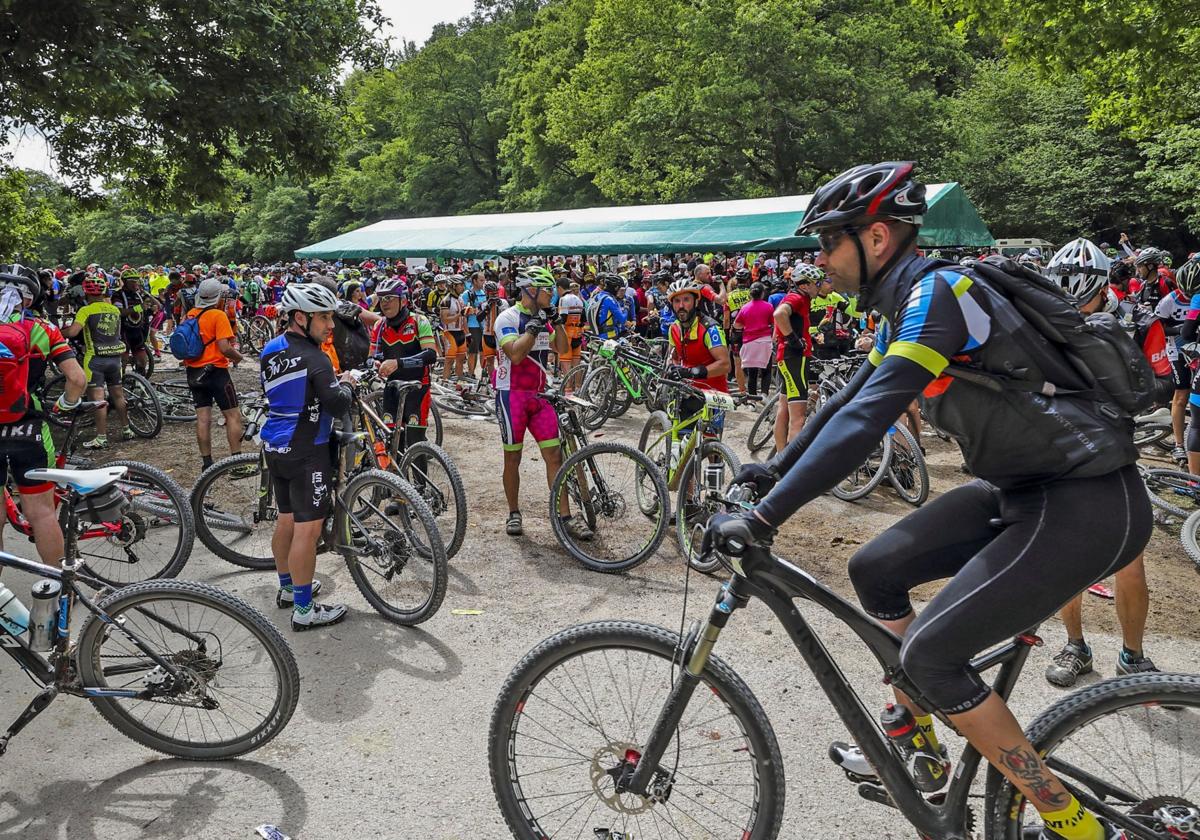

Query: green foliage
[
  {"left": 69, "top": 196, "right": 231, "bottom": 266},
  {"left": 1141, "top": 126, "right": 1200, "bottom": 235},
  {"left": 0, "top": 168, "right": 66, "bottom": 261},
  {"left": 930, "top": 0, "right": 1200, "bottom": 134},
  {"left": 1, "top": 0, "right": 385, "bottom": 204},
  {"left": 931, "top": 61, "right": 1176, "bottom": 243}
]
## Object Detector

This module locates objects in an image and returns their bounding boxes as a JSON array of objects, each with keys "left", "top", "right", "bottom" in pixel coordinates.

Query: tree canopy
[{"left": 2, "top": 0, "right": 1195, "bottom": 264}]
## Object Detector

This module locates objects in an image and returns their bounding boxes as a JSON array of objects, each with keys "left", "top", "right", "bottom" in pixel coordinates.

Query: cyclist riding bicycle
[
  {"left": 0, "top": 264, "right": 87, "bottom": 566},
  {"left": 494, "top": 266, "right": 591, "bottom": 542},
  {"left": 261, "top": 283, "right": 356, "bottom": 631},
  {"left": 712, "top": 162, "right": 1147, "bottom": 840},
  {"left": 62, "top": 277, "right": 131, "bottom": 450}
]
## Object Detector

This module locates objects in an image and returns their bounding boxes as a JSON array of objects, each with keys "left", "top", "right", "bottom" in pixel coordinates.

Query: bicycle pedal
[{"left": 856, "top": 780, "right": 895, "bottom": 809}]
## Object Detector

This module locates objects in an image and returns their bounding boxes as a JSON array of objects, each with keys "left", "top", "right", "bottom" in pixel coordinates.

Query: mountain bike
[
  {"left": 148, "top": 377, "right": 198, "bottom": 422},
  {"left": 574, "top": 337, "right": 672, "bottom": 424},
  {"left": 430, "top": 376, "right": 495, "bottom": 425},
  {"left": 489, "top": 483, "right": 1200, "bottom": 840},
  {"left": 637, "top": 377, "right": 745, "bottom": 573},
  {"left": 3, "top": 401, "right": 194, "bottom": 587},
  {"left": 191, "top": 423, "right": 448, "bottom": 626},
  {"left": 543, "top": 384, "right": 669, "bottom": 573},
  {"left": 42, "top": 368, "right": 163, "bottom": 439},
  {"left": 0, "top": 465, "right": 299, "bottom": 760}
]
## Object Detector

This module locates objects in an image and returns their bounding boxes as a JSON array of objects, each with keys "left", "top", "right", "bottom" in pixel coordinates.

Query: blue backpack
[{"left": 168, "top": 310, "right": 212, "bottom": 361}]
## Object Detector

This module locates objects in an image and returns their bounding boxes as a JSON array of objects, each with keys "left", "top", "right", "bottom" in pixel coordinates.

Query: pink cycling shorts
[{"left": 496, "top": 390, "right": 559, "bottom": 451}]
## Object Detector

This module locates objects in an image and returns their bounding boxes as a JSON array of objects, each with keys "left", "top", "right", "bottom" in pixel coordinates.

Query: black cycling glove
[
  {"left": 701, "top": 511, "right": 775, "bottom": 558},
  {"left": 731, "top": 462, "right": 781, "bottom": 498},
  {"left": 784, "top": 333, "right": 806, "bottom": 355},
  {"left": 525, "top": 315, "right": 548, "bottom": 336}
]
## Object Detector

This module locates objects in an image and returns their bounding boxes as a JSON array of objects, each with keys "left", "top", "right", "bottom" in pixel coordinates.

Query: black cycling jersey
[{"left": 260, "top": 331, "right": 351, "bottom": 457}]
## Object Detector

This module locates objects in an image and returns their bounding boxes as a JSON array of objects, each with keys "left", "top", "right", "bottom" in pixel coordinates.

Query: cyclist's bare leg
[
  {"left": 89, "top": 385, "right": 109, "bottom": 438},
  {"left": 109, "top": 383, "right": 128, "bottom": 432},
  {"left": 733, "top": 352, "right": 746, "bottom": 394},
  {"left": 276, "top": 513, "right": 322, "bottom": 588},
  {"left": 1172, "top": 389, "right": 1188, "bottom": 449},
  {"left": 272, "top": 512, "right": 294, "bottom": 576},
  {"left": 901, "top": 400, "right": 921, "bottom": 438},
  {"left": 16, "top": 488, "right": 65, "bottom": 567},
  {"left": 1114, "top": 553, "right": 1148, "bottom": 654},
  {"left": 502, "top": 449, "right": 522, "bottom": 513},
  {"left": 195, "top": 406, "right": 213, "bottom": 459},
  {"left": 221, "top": 407, "right": 243, "bottom": 456},
  {"left": 542, "top": 443, "right": 570, "bottom": 516}
]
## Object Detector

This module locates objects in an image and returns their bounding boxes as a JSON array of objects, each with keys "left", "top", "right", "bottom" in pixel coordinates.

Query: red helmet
[{"left": 82, "top": 278, "right": 106, "bottom": 296}]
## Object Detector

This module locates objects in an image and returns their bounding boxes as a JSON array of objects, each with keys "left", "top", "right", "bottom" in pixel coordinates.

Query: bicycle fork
[{"left": 622, "top": 576, "right": 751, "bottom": 796}]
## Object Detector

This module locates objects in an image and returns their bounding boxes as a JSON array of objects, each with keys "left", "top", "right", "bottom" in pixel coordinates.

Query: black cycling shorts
[
  {"left": 1174, "top": 353, "right": 1192, "bottom": 391},
  {"left": 483, "top": 334, "right": 497, "bottom": 351},
  {"left": 777, "top": 354, "right": 808, "bottom": 403},
  {"left": 186, "top": 365, "right": 239, "bottom": 411},
  {"left": 85, "top": 355, "right": 122, "bottom": 389},
  {"left": 382, "top": 381, "right": 430, "bottom": 429},
  {"left": 121, "top": 325, "right": 148, "bottom": 353},
  {"left": 0, "top": 421, "right": 56, "bottom": 491},
  {"left": 468, "top": 325, "right": 483, "bottom": 353},
  {"left": 266, "top": 449, "right": 333, "bottom": 523},
  {"left": 847, "top": 464, "right": 1150, "bottom": 714},
  {"left": 727, "top": 328, "right": 744, "bottom": 352}
]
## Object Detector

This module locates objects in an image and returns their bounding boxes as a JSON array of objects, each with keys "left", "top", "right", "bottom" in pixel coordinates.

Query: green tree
[
  {"left": 932, "top": 61, "right": 1177, "bottom": 244},
  {"left": 0, "top": 168, "right": 65, "bottom": 261},
  {"left": 544, "top": 0, "right": 971, "bottom": 203},
  {"left": 69, "top": 195, "right": 230, "bottom": 266},
  {"left": 1, "top": 0, "right": 384, "bottom": 203},
  {"left": 929, "top": 0, "right": 1200, "bottom": 134},
  {"left": 215, "top": 182, "right": 315, "bottom": 263}
]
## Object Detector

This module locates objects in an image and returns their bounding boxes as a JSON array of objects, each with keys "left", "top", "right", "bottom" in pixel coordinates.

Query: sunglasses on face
[{"left": 816, "top": 227, "right": 858, "bottom": 254}]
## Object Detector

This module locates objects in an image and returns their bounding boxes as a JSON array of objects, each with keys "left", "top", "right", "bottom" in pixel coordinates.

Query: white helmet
[
  {"left": 281, "top": 282, "right": 338, "bottom": 315},
  {"left": 792, "top": 263, "right": 825, "bottom": 284},
  {"left": 1047, "top": 238, "right": 1112, "bottom": 304}
]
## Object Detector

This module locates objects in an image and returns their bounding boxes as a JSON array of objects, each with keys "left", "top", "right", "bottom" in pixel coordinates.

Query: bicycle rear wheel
[
  {"left": 1181, "top": 509, "right": 1200, "bottom": 570},
  {"left": 831, "top": 435, "right": 892, "bottom": 501},
  {"left": 985, "top": 673, "right": 1200, "bottom": 839},
  {"left": 76, "top": 579, "right": 300, "bottom": 759},
  {"left": 397, "top": 441, "right": 467, "bottom": 559},
  {"left": 886, "top": 424, "right": 929, "bottom": 506},
  {"left": 68, "top": 459, "right": 194, "bottom": 586},
  {"left": 191, "top": 452, "right": 277, "bottom": 570},
  {"left": 157, "top": 378, "right": 198, "bottom": 422},
  {"left": 578, "top": 366, "right": 616, "bottom": 430},
  {"left": 636, "top": 410, "right": 671, "bottom": 516},
  {"left": 340, "top": 468, "right": 447, "bottom": 625},
  {"left": 121, "top": 371, "right": 163, "bottom": 438},
  {"left": 747, "top": 392, "right": 779, "bottom": 455},
  {"left": 676, "top": 440, "right": 740, "bottom": 573},
  {"left": 489, "top": 620, "right": 785, "bottom": 840},
  {"left": 550, "top": 441, "right": 670, "bottom": 573},
  {"left": 1142, "top": 467, "right": 1200, "bottom": 519}
]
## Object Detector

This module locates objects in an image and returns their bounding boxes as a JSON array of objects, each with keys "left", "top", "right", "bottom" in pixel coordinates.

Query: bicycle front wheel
[
  {"left": 636, "top": 410, "right": 671, "bottom": 516},
  {"left": 676, "top": 440, "right": 740, "bottom": 573},
  {"left": 191, "top": 452, "right": 277, "bottom": 570},
  {"left": 341, "top": 468, "right": 447, "bottom": 625},
  {"left": 747, "top": 392, "right": 779, "bottom": 455},
  {"left": 550, "top": 442, "right": 670, "bottom": 573},
  {"left": 490, "top": 620, "right": 785, "bottom": 840},
  {"left": 1181, "top": 508, "right": 1200, "bottom": 570},
  {"left": 76, "top": 579, "right": 300, "bottom": 760},
  {"left": 157, "top": 378, "right": 198, "bottom": 422},
  {"left": 397, "top": 440, "right": 467, "bottom": 559},
  {"left": 122, "top": 371, "right": 163, "bottom": 438},
  {"left": 985, "top": 673, "right": 1200, "bottom": 839},
  {"left": 70, "top": 459, "right": 194, "bottom": 586}
]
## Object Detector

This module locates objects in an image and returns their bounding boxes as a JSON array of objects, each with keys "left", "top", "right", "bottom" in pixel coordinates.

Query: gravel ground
[{"left": 1, "top": 374, "right": 1198, "bottom": 840}]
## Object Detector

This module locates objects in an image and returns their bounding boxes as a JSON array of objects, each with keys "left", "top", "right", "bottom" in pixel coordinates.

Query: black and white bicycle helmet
[
  {"left": 1047, "top": 238, "right": 1111, "bottom": 304},
  {"left": 1176, "top": 258, "right": 1200, "bottom": 299},
  {"left": 1134, "top": 247, "right": 1163, "bottom": 268},
  {"left": 281, "top": 282, "right": 338, "bottom": 314}
]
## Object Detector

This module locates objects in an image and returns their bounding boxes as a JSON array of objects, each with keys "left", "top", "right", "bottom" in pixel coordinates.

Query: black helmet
[
  {"left": 796, "top": 161, "right": 926, "bottom": 234},
  {"left": 1176, "top": 258, "right": 1200, "bottom": 299},
  {"left": 1109, "top": 261, "right": 1135, "bottom": 284},
  {"left": 600, "top": 272, "right": 624, "bottom": 291}
]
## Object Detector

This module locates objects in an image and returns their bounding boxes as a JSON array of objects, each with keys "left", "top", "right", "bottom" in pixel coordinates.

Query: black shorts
[
  {"left": 0, "top": 421, "right": 56, "bottom": 491},
  {"left": 121, "top": 325, "right": 148, "bottom": 353},
  {"left": 86, "top": 355, "right": 122, "bottom": 389},
  {"left": 728, "top": 328, "right": 744, "bottom": 352},
  {"left": 483, "top": 334, "right": 497, "bottom": 351},
  {"left": 1174, "top": 354, "right": 1192, "bottom": 391},
  {"left": 186, "top": 365, "right": 239, "bottom": 411},
  {"left": 382, "top": 381, "right": 431, "bottom": 428},
  {"left": 777, "top": 354, "right": 809, "bottom": 402},
  {"left": 468, "top": 326, "right": 483, "bottom": 353},
  {"left": 266, "top": 450, "right": 332, "bottom": 523}
]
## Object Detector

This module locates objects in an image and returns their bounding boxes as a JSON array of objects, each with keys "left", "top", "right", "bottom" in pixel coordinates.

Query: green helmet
[{"left": 517, "top": 265, "right": 556, "bottom": 288}]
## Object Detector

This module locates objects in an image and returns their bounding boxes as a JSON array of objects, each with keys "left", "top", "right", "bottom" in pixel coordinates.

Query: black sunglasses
[{"left": 816, "top": 227, "right": 859, "bottom": 254}]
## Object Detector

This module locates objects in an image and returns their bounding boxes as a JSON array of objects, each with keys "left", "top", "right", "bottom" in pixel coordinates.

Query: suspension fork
[{"left": 624, "top": 575, "right": 751, "bottom": 795}]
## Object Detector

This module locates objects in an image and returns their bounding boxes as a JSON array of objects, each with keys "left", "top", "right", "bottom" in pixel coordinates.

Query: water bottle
[
  {"left": 880, "top": 703, "right": 947, "bottom": 792},
  {"left": 0, "top": 582, "right": 31, "bottom": 638},
  {"left": 27, "top": 579, "right": 62, "bottom": 651}
]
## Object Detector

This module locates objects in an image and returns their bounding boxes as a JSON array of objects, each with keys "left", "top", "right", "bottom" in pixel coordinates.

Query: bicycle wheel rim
[
  {"left": 342, "top": 470, "right": 447, "bottom": 625},
  {"left": 832, "top": 436, "right": 891, "bottom": 501},
  {"left": 191, "top": 453, "right": 277, "bottom": 569},
  {"left": 636, "top": 413, "right": 670, "bottom": 517},
  {"left": 490, "top": 621, "right": 783, "bottom": 840},
  {"left": 399, "top": 442, "right": 467, "bottom": 559},
  {"left": 77, "top": 581, "right": 296, "bottom": 757}
]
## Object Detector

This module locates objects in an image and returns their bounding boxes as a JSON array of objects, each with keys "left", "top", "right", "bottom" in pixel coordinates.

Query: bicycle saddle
[{"left": 24, "top": 466, "right": 128, "bottom": 495}]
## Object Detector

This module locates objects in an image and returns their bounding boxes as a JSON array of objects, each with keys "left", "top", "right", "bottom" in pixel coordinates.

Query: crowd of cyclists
[{"left": 3, "top": 159, "right": 1199, "bottom": 838}]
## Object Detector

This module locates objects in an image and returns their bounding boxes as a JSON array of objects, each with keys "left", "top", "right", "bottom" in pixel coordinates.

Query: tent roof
[{"left": 295, "top": 183, "right": 993, "bottom": 259}]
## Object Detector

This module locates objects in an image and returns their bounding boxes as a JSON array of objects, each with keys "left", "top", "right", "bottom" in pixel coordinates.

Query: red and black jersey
[{"left": 369, "top": 313, "right": 436, "bottom": 383}]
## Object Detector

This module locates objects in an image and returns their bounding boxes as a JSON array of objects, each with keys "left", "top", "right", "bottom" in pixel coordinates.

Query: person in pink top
[{"left": 733, "top": 282, "right": 775, "bottom": 396}]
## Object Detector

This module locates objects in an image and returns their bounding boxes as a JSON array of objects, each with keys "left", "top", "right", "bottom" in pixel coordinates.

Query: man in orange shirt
[{"left": 186, "top": 278, "right": 245, "bottom": 470}]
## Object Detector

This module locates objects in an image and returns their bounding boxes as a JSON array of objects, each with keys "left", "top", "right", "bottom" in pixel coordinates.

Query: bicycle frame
[
  {"left": 624, "top": 545, "right": 1043, "bottom": 840},
  {"left": 595, "top": 342, "right": 662, "bottom": 402},
  {"left": 644, "top": 390, "right": 723, "bottom": 491}
]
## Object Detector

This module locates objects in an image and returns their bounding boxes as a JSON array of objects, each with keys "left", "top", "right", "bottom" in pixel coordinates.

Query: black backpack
[{"left": 948, "top": 256, "right": 1155, "bottom": 418}]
